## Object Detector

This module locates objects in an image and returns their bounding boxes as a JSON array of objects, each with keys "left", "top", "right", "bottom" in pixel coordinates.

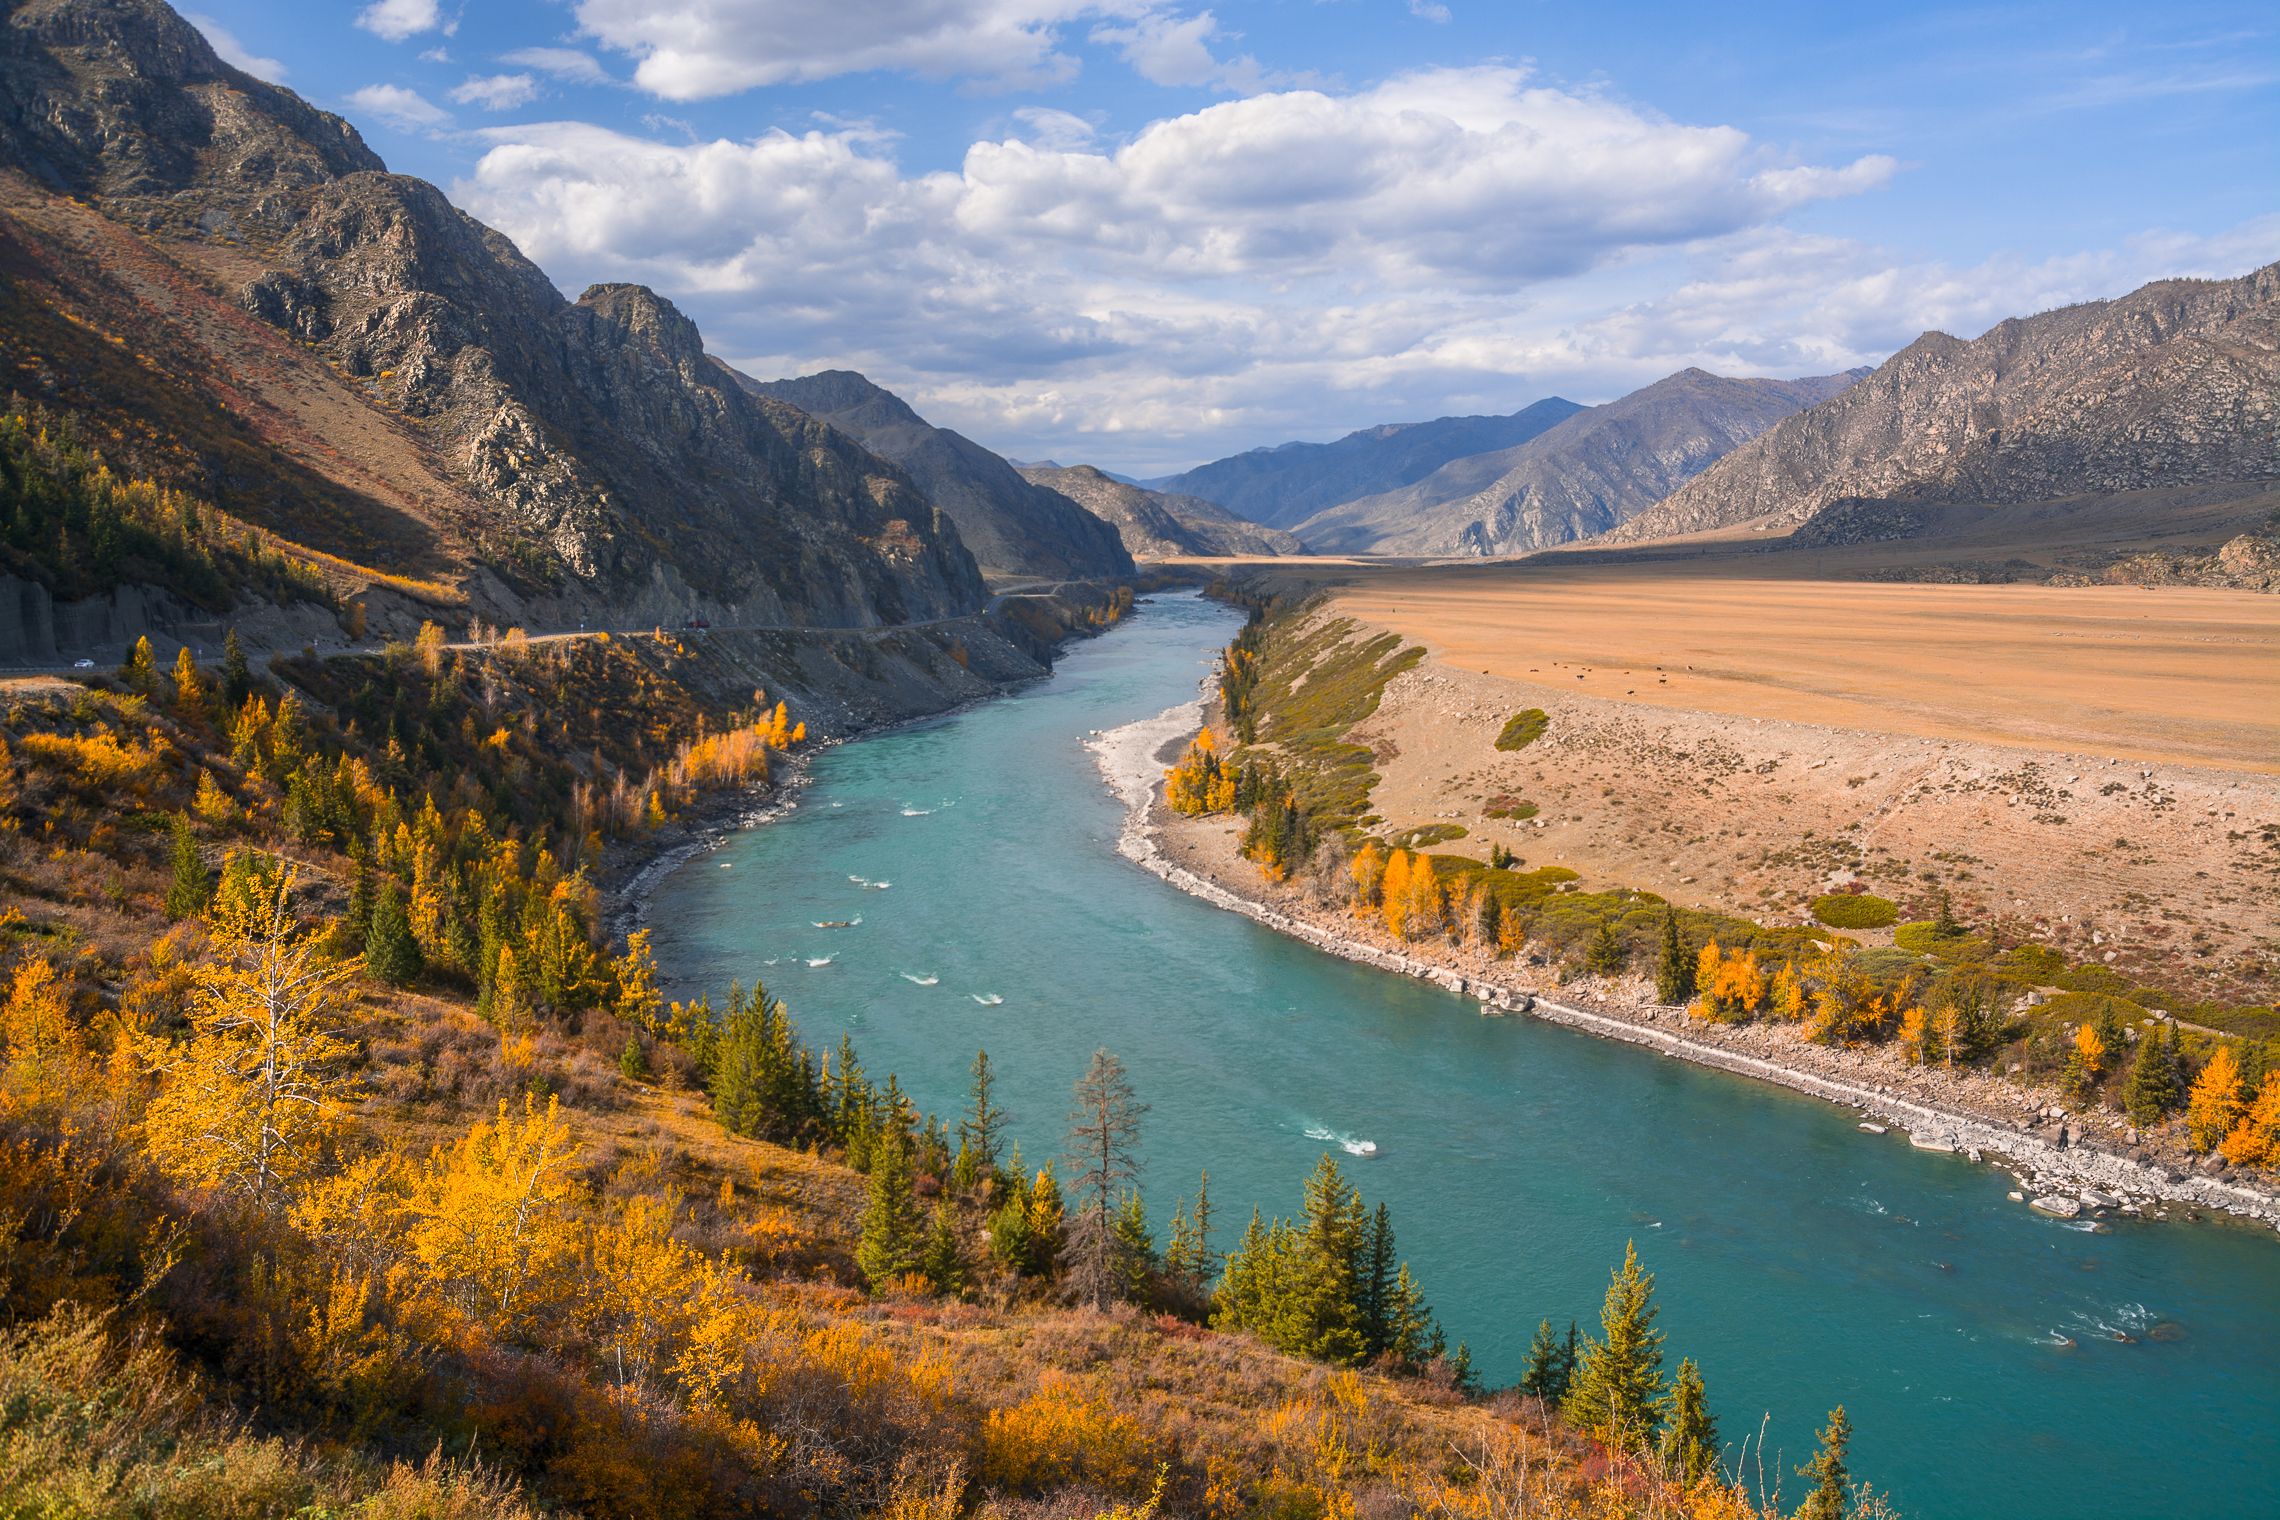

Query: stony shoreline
[{"left": 1087, "top": 695, "right": 2280, "bottom": 1237}]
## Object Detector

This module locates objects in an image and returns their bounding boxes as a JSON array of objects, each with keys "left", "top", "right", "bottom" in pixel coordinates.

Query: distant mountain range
[
  {"left": 1015, "top": 464, "right": 1304, "bottom": 559},
  {"left": 1153, "top": 398, "right": 1585, "bottom": 530},
  {"left": 1613, "top": 264, "right": 2280, "bottom": 544},
  {"left": 1294, "top": 368, "right": 1867, "bottom": 555},
  {"left": 750, "top": 371, "right": 1132, "bottom": 582}
]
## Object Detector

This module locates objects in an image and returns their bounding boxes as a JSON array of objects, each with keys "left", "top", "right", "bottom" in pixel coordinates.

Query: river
[{"left": 644, "top": 590, "right": 2280, "bottom": 1520}]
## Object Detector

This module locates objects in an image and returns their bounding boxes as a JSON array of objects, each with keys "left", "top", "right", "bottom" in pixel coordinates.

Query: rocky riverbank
[{"left": 1088, "top": 695, "right": 2280, "bottom": 1236}]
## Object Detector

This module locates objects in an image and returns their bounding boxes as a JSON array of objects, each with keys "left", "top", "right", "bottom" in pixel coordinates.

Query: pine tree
[
  {"left": 2125, "top": 1024, "right": 2185, "bottom": 1127},
  {"left": 1358, "top": 1201, "right": 1399, "bottom": 1355},
  {"left": 1794, "top": 1405, "right": 1852, "bottom": 1520},
  {"left": 1586, "top": 921, "right": 1628, "bottom": 978},
  {"left": 119, "top": 634, "right": 156, "bottom": 688},
  {"left": 1520, "top": 1317, "right": 1571, "bottom": 1401},
  {"left": 1661, "top": 1356, "right": 1720, "bottom": 1484},
  {"left": 221, "top": 629, "right": 251, "bottom": 708},
  {"left": 856, "top": 1126, "right": 923, "bottom": 1289},
  {"left": 1655, "top": 909, "right": 1694, "bottom": 1004},
  {"left": 921, "top": 1200, "right": 966, "bottom": 1296},
  {"left": 1565, "top": 1242, "right": 1667, "bottom": 1451},
  {"left": 164, "top": 812, "right": 209, "bottom": 920},
  {"left": 960, "top": 1048, "right": 1008, "bottom": 1183},
  {"left": 364, "top": 880, "right": 423, "bottom": 986},
  {"left": 619, "top": 1033, "right": 650, "bottom": 1082},
  {"left": 1064, "top": 1049, "right": 1147, "bottom": 1309},
  {"left": 1113, "top": 1190, "right": 1157, "bottom": 1302}
]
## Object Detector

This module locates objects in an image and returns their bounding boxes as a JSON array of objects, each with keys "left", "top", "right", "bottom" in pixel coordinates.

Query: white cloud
[
  {"left": 452, "top": 73, "right": 542, "bottom": 110},
  {"left": 186, "top": 13, "right": 286, "bottom": 81},
  {"left": 357, "top": 0, "right": 444, "bottom": 43},
  {"left": 1408, "top": 0, "right": 1453, "bottom": 22},
  {"left": 1089, "top": 10, "right": 1264, "bottom": 92},
  {"left": 447, "top": 63, "right": 2266, "bottom": 472},
  {"left": 571, "top": 0, "right": 1123, "bottom": 98},
  {"left": 347, "top": 83, "right": 453, "bottom": 132},
  {"left": 504, "top": 46, "right": 614, "bottom": 85}
]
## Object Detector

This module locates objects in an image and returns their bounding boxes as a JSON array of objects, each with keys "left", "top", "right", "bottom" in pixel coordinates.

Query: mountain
[
  {"left": 750, "top": 370, "right": 1131, "bottom": 582},
  {"left": 0, "top": 0, "right": 984, "bottom": 630},
  {"left": 1294, "top": 368, "right": 1866, "bottom": 555},
  {"left": 1015, "top": 463, "right": 1304, "bottom": 558},
  {"left": 1612, "top": 264, "right": 2280, "bottom": 543},
  {"left": 1155, "top": 397, "right": 1585, "bottom": 529}
]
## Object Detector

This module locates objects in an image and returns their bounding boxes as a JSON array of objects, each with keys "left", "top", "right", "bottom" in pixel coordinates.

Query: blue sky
[{"left": 183, "top": 1, "right": 2279, "bottom": 474}]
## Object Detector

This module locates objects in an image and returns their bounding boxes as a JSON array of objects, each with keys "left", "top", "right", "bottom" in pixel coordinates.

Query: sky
[{"left": 182, "top": 1, "right": 2280, "bottom": 476}]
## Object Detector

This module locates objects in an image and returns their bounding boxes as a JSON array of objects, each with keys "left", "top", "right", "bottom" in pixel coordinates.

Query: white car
[{"left": 71, "top": 658, "right": 95, "bottom": 669}]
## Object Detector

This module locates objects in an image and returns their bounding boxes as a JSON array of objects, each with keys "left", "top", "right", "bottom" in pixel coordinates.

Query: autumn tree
[
  {"left": 2187, "top": 1046, "right": 2246, "bottom": 1152},
  {"left": 171, "top": 645, "right": 204, "bottom": 715},
  {"left": 1565, "top": 1241, "right": 1667, "bottom": 1451},
  {"left": 142, "top": 875, "right": 358, "bottom": 1207},
  {"left": 2219, "top": 1070, "right": 2280, "bottom": 1169},
  {"left": 2061, "top": 1023, "right": 2107, "bottom": 1106},
  {"left": 1794, "top": 1406, "right": 1853, "bottom": 1520},
  {"left": 119, "top": 633, "right": 157, "bottom": 688},
  {"left": 1064, "top": 1049, "right": 1147, "bottom": 1310},
  {"left": 403, "top": 1093, "right": 583, "bottom": 1335}
]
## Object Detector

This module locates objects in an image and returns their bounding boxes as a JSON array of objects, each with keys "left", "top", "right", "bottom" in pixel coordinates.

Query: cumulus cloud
[
  {"left": 452, "top": 73, "right": 542, "bottom": 110},
  {"left": 443, "top": 62, "right": 2258, "bottom": 471},
  {"left": 348, "top": 83, "right": 453, "bottom": 132},
  {"left": 186, "top": 13, "right": 286, "bottom": 80},
  {"left": 1089, "top": 10, "right": 1264, "bottom": 92},
  {"left": 357, "top": 0, "right": 445, "bottom": 43}
]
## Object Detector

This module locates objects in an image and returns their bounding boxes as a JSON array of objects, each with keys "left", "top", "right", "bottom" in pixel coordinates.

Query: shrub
[
  {"left": 1893, "top": 921, "right": 1988, "bottom": 960},
  {"left": 1494, "top": 709, "right": 1549, "bottom": 751},
  {"left": 1387, "top": 823, "right": 1465, "bottom": 850},
  {"left": 1810, "top": 893, "right": 1897, "bottom": 930},
  {"left": 2055, "top": 964, "right": 2133, "bottom": 996}
]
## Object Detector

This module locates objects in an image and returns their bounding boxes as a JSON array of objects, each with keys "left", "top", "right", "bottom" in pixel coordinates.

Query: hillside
[
  {"left": 1612, "top": 264, "right": 2280, "bottom": 543},
  {"left": 1017, "top": 461, "right": 1305, "bottom": 558},
  {"left": 0, "top": 0, "right": 987, "bottom": 646},
  {"left": 752, "top": 369, "right": 1132, "bottom": 583},
  {"left": 1156, "top": 396, "right": 1585, "bottom": 529},
  {"left": 1297, "top": 369, "right": 1865, "bottom": 556}
]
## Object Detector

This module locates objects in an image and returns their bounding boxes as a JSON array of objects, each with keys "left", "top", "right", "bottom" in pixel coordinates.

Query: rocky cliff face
[
  {"left": 1294, "top": 369, "right": 1864, "bottom": 555},
  {"left": 1612, "top": 265, "right": 2280, "bottom": 543},
  {"left": 752, "top": 369, "right": 1132, "bottom": 583},
  {"left": 1155, "top": 397, "right": 1585, "bottom": 530},
  {"left": 0, "top": 0, "right": 986, "bottom": 628},
  {"left": 1015, "top": 463, "right": 1303, "bottom": 559}
]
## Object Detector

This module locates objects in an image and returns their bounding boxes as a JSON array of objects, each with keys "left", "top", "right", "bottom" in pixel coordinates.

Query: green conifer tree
[
  {"left": 119, "top": 634, "right": 156, "bottom": 688},
  {"left": 960, "top": 1051, "right": 1008, "bottom": 1181},
  {"left": 1520, "top": 1317, "right": 1571, "bottom": 1401},
  {"left": 1587, "top": 921, "right": 1628, "bottom": 978},
  {"left": 1794, "top": 1405, "right": 1852, "bottom": 1520},
  {"left": 855, "top": 1126, "right": 923, "bottom": 1289},
  {"left": 363, "top": 879, "right": 422, "bottom": 986},
  {"left": 163, "top": 811, "right": 209, "bottom": 920},
  {"left": 1656, "top": 909, "right": 1695, "bottom": 1004},
  {"left": 221, "top": 629, "right": 251, "bottom": 708},
  {"left": 1564, "top": 1242, "right": 1667, "bottom": 1452},
  {"left": 1114, "top": 1190, "right": 1157, "bottom": 1302},
  {"left": 921, "top": 1200, "right": 966, "bottom": 1296},
  {"left": 2125, "top": 1024, "right": 2185, "bottom": 1126},
  {"left": 1661, "top": 1356, "right": 1720, "bottom": 1484}
]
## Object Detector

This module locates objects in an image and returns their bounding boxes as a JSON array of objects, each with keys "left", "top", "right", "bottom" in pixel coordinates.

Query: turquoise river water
[{"left": 645, "top": 591, "right": 2280, "bottom": 1520}]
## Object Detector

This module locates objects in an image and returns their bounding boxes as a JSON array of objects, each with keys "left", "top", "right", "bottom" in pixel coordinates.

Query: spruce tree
[
  {"left": 363, "top": 880, "right": 422, "bottom": 986},
  {"left": 2125, "top": 1024, "right": 2185, "bottom": 1126},
  {"left": 1656, "top": 909, "right": 1695, "bottom": 1004},
  {"left": 1587, "top": 922, "right": 1628, "bottom": 978},
  {"left": 921, "top": 1200, "right": 966, "bottom": 1296},
  {"left": 221, "top": 628, "right": 252, "bottom": 709},
  {"left": 856, "top": 1127, "right": 923, "bottom": 1289},
  {"left": 619, "top": 1033, "right": 651, "bottom": 1082},
  {"left": 1113, "top": 1190, "right": 1157, "bottom": 1302},
  {"left": 1358, "top": 1201, "right": 1399, "bottom": 1354},
  {"left": 960, "top": 1048, "right": 1008, "bottom": 1182},
  {"left": 1794, "top": 1405, "right": 1852, "bottom": 1520},
  {"left": 1661, "top": 1356, "right": 1720, "bottom": 1484},
  {"left": 1564, "top": 1241, "right": 1667, "bottom": 1451},
  {"left": 1520, "top": 1317, "right": 1571, "bottom": 1401},
  {"left": 164, "top": 812, "right": 209, "bottom": 920}
]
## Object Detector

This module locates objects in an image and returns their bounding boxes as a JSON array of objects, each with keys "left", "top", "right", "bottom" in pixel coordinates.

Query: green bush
[
  {"left": 2055, "top": 964, "right": 2132, "bottom": 996},
  {"left": 1894, "top": 921, "right": 1989, "bottom": 960},
  {"left": 1810, "top": 892, "right": 1898, "bottom": 930},
  {"left": 1495, "top": 709, "right": 1549, "bottom": 751},
  {"left": 1998, "top": 943, "right": 2068, "bottom": 983},
  {"left": 1388, "top": 823, "right": 1465, "bottom": 850},
  {"left": 1484, "top": 796, "right": 1538, "bottom": 821}
]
